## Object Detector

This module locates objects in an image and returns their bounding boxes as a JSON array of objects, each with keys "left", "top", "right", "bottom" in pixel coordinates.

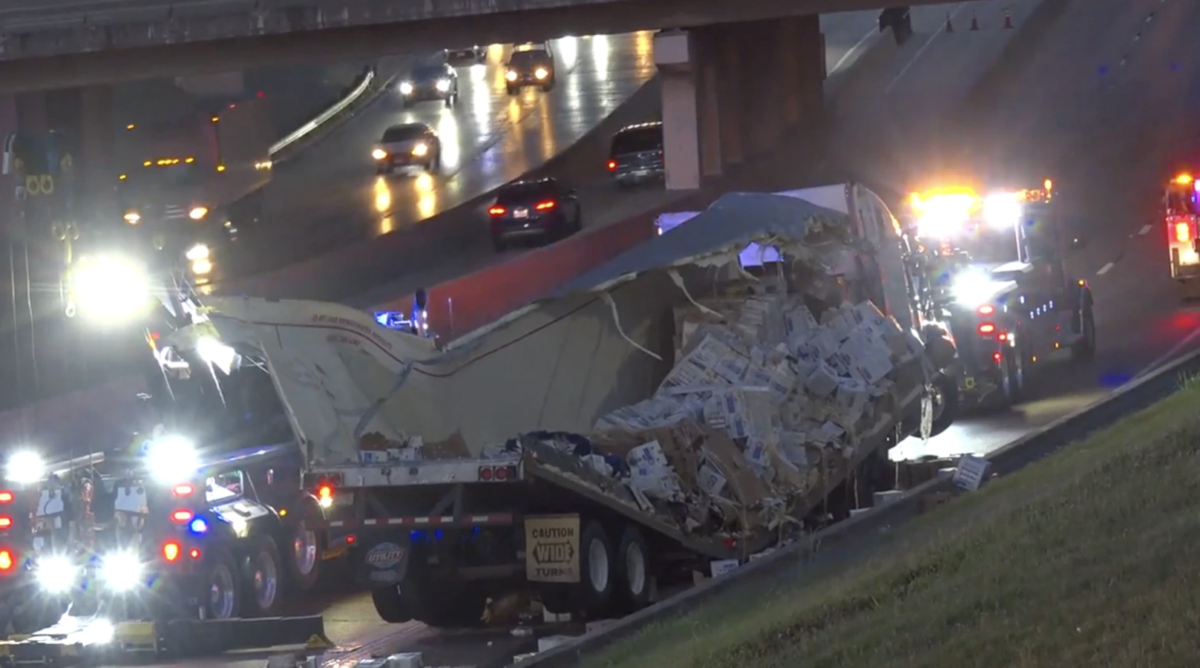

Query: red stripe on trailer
[{"left": 307, "top": 513, "right": 515, "bottom": 529}]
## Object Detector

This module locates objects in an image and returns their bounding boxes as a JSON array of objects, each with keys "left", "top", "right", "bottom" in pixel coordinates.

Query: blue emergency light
[
  {"left": 188, "top": 517, "right": 209, "bottom": 535},
  {"left": 374, "top": 311, "right": 413, "bottom": 330}
]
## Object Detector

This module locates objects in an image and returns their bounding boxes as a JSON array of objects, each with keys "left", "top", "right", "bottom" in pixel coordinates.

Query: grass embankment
[{"left": 582, "top": 380, "right": 1200, "bottom": 668}]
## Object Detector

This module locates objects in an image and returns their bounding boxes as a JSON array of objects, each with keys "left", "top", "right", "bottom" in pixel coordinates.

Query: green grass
[{"left": 581, "top": 379, "right": 1200, "bottom": 668}]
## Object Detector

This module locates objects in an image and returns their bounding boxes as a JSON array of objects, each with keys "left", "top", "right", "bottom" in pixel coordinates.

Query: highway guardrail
[{"left": 268, "top": 67, "right": 375, "bottom": 157}]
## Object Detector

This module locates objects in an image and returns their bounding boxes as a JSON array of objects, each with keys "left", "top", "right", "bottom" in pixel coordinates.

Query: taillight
[
  {"left": 171, "top": 510, "right": 194, "bottom": 523},
  {"left": 607, "top": 160, "right": 617, "bottom": 171},
  {"left": 978, "top": 323, "right": 996, "bottom": 334},
  {"left": 1176, "top": 221, "right": 1191, "bottom": 243},
  {"left": 173, "top": 484, "right": 194, "bottom": 497},
  {"left": 992, "top": 351, "right": 1002, "bottom": 363},
  {"left": 534, "top": 200, "right": 556, "bottom": 211},
  {"left": 162, "top": 542, "right": 181, "bottom": 562},
  {"left": 317, "top": 485, "right": 334, "bottom": 508},
  {"left": 0, "top": 550, "right": 13, "bottom": 571},
  {"left": 0, "top": 491, "right": 13, "bottom": 504},
  {"left": 488, "top": 206, "right": 506, "bottom": 217},
  {"left": 0, "top": 517, "right": 13, "bottom": 530},
  {"left": 478, "top": 465, "right": 518, "bottom": 481},
  {"left": 978, "top": 305, "right": 994, "bottom": 316},
  {"left": 188, "top": 548, "right": 201, "bottom": 560}
]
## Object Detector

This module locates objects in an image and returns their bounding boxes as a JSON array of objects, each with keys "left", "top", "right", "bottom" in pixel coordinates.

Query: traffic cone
[
  {"left": 970, "top": 12, "right": 980, "bottom": 30},
  {"left": 1003, "top": 9, "right": 1014, "bottom": 29},
  {"left": 945, "top": 11, "right": 954, "bottom": 32}
]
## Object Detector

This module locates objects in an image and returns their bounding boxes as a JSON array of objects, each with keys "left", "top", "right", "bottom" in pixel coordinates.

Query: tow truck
[
  {"left": 1163, "top": 172, "right": 1200, "bottom": 298},
  {"left": 906, "top": 180, "right": 1096, "bottom": 409}
]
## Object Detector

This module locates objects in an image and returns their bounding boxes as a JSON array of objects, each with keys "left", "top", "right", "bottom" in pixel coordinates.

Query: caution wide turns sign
[{"left": 525, "top": 515, "right": 580, "bottom": 583}]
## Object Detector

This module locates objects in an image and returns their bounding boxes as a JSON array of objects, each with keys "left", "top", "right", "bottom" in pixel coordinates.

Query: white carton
[
  {"left": 697, "top": 463, "right": 728, "bottom": 497},
  {"left": 703, "top": 390, "right": 777, "bottom": 440},
  {"left": 710, "top": 559, "right": 740, "bottom": 577},
  {"left": 627, "top": 441, "right": 685, "bottom": 501},
  {"left": 803, "top": 362, "right": 840, "bottom": 398}
]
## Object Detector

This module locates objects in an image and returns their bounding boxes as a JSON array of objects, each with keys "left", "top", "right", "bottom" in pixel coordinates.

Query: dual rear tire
[{"left": 540, "top": 521, "right": 651, "bottom": 619}]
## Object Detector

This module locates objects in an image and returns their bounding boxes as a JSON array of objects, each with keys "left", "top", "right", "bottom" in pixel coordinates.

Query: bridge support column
[
  {"left": 654, "top": 31, "right": 701, "bottom": 192},
  {"left": 79, "top": 85, "right": 116, "bottom": 226}
]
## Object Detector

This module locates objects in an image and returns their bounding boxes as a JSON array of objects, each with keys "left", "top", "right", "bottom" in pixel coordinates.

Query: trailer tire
[
  {"left": 577, "top": 521, "right": 615, "bottom": 617},
  {"left": 614, "top": 525, "right": 651, "bottom": 612},
  {"left": 285, "top": 504, "right": 323, "bottom": 592},
  {"left": 1072, "top": 305, "right": 1096, "bottom": 363},
  {"left": 929, "top": 373, "right": 958, "bottom": 437},
  {"left": 243, "top": 535, "right": 283, "bottom": 616},
  {"left": 371, "top": 586, "right": 413, "bottom": 623},
  {"left": 203, "top": 548, "right": 242, "bottom": 620}
]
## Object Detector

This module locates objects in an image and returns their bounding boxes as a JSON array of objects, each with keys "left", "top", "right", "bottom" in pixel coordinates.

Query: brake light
[
  {"left": 607, "top": 160, "right": 616, "bottom": 171},
  {"left": 977, "top": 305, "right": 994, "bottom": 316},
  {"left": 189, "top": 548, "right": 201, "bottom": 560},
  {"left": 162, "top": 542, "right": 181, "bottom": 562},
  {"left": 978, "top": 323, "right": 996, "bottom": 334},
  {"left": 171, "top": 510, "right": 194, "bottom": 523},
  {"left": 318, "top": 485, "right": 333, "bottom": 500},
  {"left": 534, "top": 200, "right": 556, "bottom": 211},
  {"left": 0, "top": 491, "right": 13, "bottom": 504},
  {"left": 0, "top": 550, "right": 13, "bottom": 571},
  {"left": 488, "top": 206, "right": 506, "bottom": 217},
  {"left": 1176, "top": 221, "right": 1191, "bottom": 243},
  {"left": 478, "top": 465, "right": 518, "bottom": 481},
  {"left": 479, "top": 467, "right": 492, "bottom": 481},
  {"left": 993, "top": 351, "right": 1002, "bottom": 363},
  {"left": 0, "top": 517, "right": 12, "bottom": 530},
  {"left": 172, "top": 484, "right": 194, "bottom": 497}
]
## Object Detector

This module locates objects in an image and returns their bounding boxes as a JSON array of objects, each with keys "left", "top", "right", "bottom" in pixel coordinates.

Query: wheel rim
[
  {"left": 624, "top": 543, "right": 646, "bottom": 597},
  {"left": 930, "top": 383, "right": 946, "bottom": 421},
  {"left": 588, "top": 539, "right": 610, "bottom": 593},
  {"left": 208, "top": 563, "right": 236, "bottom": 619},
  {"left": 293, "top": 524, "right": 318, "bottom": 576},
  {"left": 254, "top": 551, "right": 279, "bottom": 610}
]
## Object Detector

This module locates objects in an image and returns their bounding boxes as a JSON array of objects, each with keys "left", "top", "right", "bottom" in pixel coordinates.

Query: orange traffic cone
[
  {"left": 970, "top": 12, "right": 980, "bottom": 30},
  {"left": 1003, "top": 9, "right": 1014, "bottom": 29},
  {"left": 945, "top": 11, "right": 954, "bottom": 32}
]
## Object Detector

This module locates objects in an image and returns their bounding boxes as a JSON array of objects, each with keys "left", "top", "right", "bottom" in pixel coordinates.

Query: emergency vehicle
[
  {"left": 1164, "top": 172, "right": 1200, "bottom": 297},
  {"left": 906, "top": 180, "right": 1096, "bottom": 409}
]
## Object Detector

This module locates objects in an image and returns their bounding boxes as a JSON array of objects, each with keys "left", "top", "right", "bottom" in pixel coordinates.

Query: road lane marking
[
  {"left": 1139, "top": 224, "right": 1152, "bottom": 235},
  {"left": 1097, "top": 262, "right": 1114, "bottom": 275},
  {"left": 886, "top": 2, "right": 967, "bottom": 94},
  {"left": 1135, "top": 320, "right": 1200, "bottom": 379},
  {"left": 829, "top": 28, "right": 878, "bottom": 76}
]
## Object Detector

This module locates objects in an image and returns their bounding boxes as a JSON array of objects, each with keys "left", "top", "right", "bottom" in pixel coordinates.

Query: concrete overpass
[{"left": 0, "top": 0, "right": 976, "bottom": 91}]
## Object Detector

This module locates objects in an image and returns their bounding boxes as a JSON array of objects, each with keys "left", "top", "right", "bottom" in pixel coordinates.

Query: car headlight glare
[
  {"left": 68, "top": 255, "right": 150, "bottom": 320},
  {"left": 399, "top": 82, "right": 414, "bottom": 95},
  {"left": 411, "top": 143, "right": 429, "bottom": 157},
  {"left": 189, "top": 206, "right": 209, "bottom": 220},
  {"left": 36, "top": 556, "right": 77, "bottom": 594},
  {"left": 435, "top": 79, "right": 451, "bottom": 92},
  {"left": 505, "top": 70, "right": 518, "bottom": 82},
  {"left": 7, "top": 450, "right": 45, "bottom": 484},
  {"left": 372, "top": 148, "right": 388, "bottom": 161},
  {"left": 100, "top": 551, "right": 143, "bottom": 592},
  {"left": 185, "top": 244, "right": 209, "bottom": 261},
  {"left": 123, "top": 212, "right": 140, "bottom": 225},
  {"left": 534, "top": 68, "right": 549, "bottom": 79},
  {"left": 145, "top": 435, "right": 199, "bottom": 483}
]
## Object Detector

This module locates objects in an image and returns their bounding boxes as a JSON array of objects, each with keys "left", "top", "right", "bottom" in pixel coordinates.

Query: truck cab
[{"left": 909, "top": 182, "right": 1095, "bottom": 409}]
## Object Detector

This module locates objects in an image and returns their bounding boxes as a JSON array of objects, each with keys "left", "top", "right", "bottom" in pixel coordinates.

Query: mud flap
[{"left": 357, "top": 536, "right": 411, "bottom": 587}]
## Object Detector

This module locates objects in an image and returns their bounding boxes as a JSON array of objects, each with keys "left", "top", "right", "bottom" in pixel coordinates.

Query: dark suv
[
  {"left": 607, "top": 122, "right": 664, "bottom": 188},
  {"left": 487, "top": 177, "right": 582, "bottom": 251}
]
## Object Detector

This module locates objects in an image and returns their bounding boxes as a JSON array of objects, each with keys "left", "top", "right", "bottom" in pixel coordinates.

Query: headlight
[
  {"left": 435, "top": 79, "right": 451, "bottom": 92},
  {"left": 35, "top": 556, "right": 77, "bottom": 594},
  {"left": 188, "top": 206, "right": 209, "bottom": 220},
  {"left": 951, "top": 269, "right": 997, "bottom": 306},
  {"left": 411, "top": 143, "right": 429, "bottom": 157},
  {"left": 7, "top": 450, "right": 44, "bottom": 484},
  {"left": 68, "top": 255, "right": 150, "bottom": 320},
  {"left": 123, "top": 212, "right": 140, "bottom": 225},
  {"left": 145, "top": 435, "right": 198, "bottom": 483},
  {"left": 534, "top": 67, "right": 549, "bottom": 80},
  {"left": 185, "top": 244, "right": 209, "bottom": 261},
  {"left": 399, "top": 81, "right": 414, "bottom": 95},
  {"left": 505, "top": 70, "right": 518, "bottom": 81},
  {"left": 983, "top": 193, "right": 1022, "bottom": 230},
  {"left": 100, "top": 551, "right": 142, "bottom": 592},
  {"left": 191, "top": 259, "right": 213, "bottom": 276},
  {"left": 372, "top": 148, "right": 388, "bottom": 161}
]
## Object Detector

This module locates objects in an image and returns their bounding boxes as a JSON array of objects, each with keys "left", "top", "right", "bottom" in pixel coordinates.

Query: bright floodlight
[
  {"left": 35, "top": 555, "right": 77, "bottom": 594},
  {"left": 196, "top": 337, "right": 236, "bottom": 374},
  {"left": 82, "top": 618, "right": 115, "bottom": 645},
  {"left": 100, "top": 551, "right": 143, "bottom": 592},
  {"left": 951, "top": 269, "right": 997, "bottom": 306},
  {"left": 983, "top": 193, "right": 1022, "bottom": 230},
  {"left": 69, "top": 255, "right": 150, "bottom": 321},
  {"left": 7, "top": 450, "right": 45, "bottom": 484},
  {"left": 145, "top": 435, "right": 199, "bottom": 482},
  {"left": 915, "top": 194, "right": 975, "bottom": 239}
]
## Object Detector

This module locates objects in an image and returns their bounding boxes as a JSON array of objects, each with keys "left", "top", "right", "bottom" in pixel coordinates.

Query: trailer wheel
[
  {"left": 614, "top": 525, "right": 651, "bottom": 612},
  {"left": 244, "top": 535, "right": 283, "bottom": 616},
  {"left": 576, "top": 521, "right": 615, "bottom": 617},
  {"left": 286, "top": 508, "right": 323, "bottom": 592},
  {"left": 203, "top": 548, "right": 242, "bottom": 620},
  {"left": 370, "top": 586, "right": 412, "bottom": 623},
  {"left": 928, "top": 373, "right": 958, "bottom": 437},
  {"left": 1072, "top": 305, "right": 1096, "bottom": 363}
]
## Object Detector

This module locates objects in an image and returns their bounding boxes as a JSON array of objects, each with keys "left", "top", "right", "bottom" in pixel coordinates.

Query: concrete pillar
[
  {"left": 713, "top": 33, "right": 745, "bottom": 167},
  {"left": 654, "top": 30, "right": 702, "bottom": 191},
  {"left": 79, "top": 86, "right": 115, "bottom": 224},
  {"left": 696, "top": 46, "right": 723, "bottom": 178},
  {"left": 741, "top": 21, "right": 783, "bottom": 157}
]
